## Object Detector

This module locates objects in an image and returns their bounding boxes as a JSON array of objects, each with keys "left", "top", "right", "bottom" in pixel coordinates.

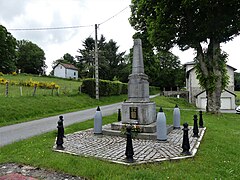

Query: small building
[
  {"left": 53, "top": 63, "right": 78, "bottom": 79},
  {"left": 185, "top": 61, "right": 236, "bottom": 110}
]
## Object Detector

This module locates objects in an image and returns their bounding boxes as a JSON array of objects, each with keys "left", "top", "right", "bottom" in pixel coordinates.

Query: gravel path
[{"left": 0, "top": 163, "right": 87, "bottom": 180}]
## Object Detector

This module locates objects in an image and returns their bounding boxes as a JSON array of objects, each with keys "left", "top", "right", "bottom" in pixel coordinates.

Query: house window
[{"left": 74, "top": 72, "right": 76, "bottom": 76}]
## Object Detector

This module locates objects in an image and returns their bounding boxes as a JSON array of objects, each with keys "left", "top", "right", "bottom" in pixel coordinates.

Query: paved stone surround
[{"left": 54, "top": 126, "right": 206, "bottom": 165}]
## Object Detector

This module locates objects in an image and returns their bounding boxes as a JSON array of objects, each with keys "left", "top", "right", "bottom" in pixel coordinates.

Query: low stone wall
[{"left": 163, "top": 91, "right": 189, "bottom": 99}]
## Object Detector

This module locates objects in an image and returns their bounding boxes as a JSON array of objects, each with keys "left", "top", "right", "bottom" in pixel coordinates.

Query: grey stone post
[
  {"left": 173, "top": 104, "right": 181, "bottom": 129},
  {"left": 94, "top": 106, "right": 102, "bottom": 134},
  {"left": 156, "top": 107, "right": 167, "bottom": 141}
]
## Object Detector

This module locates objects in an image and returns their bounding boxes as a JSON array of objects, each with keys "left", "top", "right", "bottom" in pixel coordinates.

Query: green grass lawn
[
  {"left": 0, "top": 112, "right": 239, "bottom": 179},
  {"left": 0, "top": 96, "right": 239, "bottom": 179}
]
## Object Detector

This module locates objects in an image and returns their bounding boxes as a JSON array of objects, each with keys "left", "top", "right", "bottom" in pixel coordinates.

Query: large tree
[
  {"left": 52, "top": 53, "right": 76, "bottom": 67},
  {"left": 77, "top": 35, "right": 128, "bottom": 81},
  {"left": 131, "top": 32, "right": 184, "bottom": 88},
  {"left": 0, "top": 25, "right": 17, "bottom": 73},
  {"left": 130, "top": 0, "right": 240, "bottom": 113},
  {"left": 154, "top": 51, "right": 185, "bottom": 90},
  {"left": 235, "top": 72, "right": 240, "bottom": 91},
  {"left": 76, "top": 37, "right": 95, "bottom": 78},
  {"left": 16, "top": 40, "right": 46, "bottom": 74},
  {"left": 99, "top": 38, "right": 126, "bottom": 81}
]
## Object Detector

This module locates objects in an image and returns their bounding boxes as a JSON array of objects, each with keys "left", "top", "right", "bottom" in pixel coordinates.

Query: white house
[
  {"left": 185, "top": 61, "right": 236, "bottom": 110},
  {"left": 53, "top": 63, "right": 78, "bottom": 80}
]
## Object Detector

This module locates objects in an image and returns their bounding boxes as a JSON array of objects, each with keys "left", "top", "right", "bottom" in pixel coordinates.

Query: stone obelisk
[{"left": 122, "top": 39, "right": 156, "bottom": 125}]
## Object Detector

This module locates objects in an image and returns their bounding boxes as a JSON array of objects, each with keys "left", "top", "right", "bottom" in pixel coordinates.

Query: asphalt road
[{"left": 0, "top": 102, "right": 122, "bottom": 147}]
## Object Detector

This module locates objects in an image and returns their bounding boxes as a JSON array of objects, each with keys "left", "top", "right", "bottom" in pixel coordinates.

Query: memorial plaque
[{"left": 130, "top": 107, "right": 138, "bottom": 120}]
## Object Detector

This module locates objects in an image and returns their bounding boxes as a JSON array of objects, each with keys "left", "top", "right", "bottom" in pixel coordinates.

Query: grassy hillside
[
  {"left": 0, "top": 74, "right": 129, "bottom": 127},
  {"left": 0, "top": 74, "right": 81, "bottom": 96}
]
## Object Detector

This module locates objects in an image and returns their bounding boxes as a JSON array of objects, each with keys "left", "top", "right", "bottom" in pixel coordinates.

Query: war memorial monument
[{"left": 54, "top": 39, "right": 206, "bottom": 165}]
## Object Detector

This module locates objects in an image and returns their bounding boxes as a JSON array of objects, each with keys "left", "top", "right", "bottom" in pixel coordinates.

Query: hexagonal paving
[{"left": 54, "top": 126, "right": 206, "bottom": 165}]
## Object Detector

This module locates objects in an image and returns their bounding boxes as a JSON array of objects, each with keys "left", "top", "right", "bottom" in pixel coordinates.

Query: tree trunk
[
  {"left": 196, "top": 40, "right": 223, "bottom": 114},
  {"left": 206, "top": 41, "right": 222, "bottom": 114}
]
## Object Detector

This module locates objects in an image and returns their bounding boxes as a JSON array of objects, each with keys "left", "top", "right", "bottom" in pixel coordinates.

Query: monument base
[
  {"left": 121, "top": 102, "right": 156, "bottom": 125},
  {"left": 102, "top": 122, "right": 173, "bottom": 140}
]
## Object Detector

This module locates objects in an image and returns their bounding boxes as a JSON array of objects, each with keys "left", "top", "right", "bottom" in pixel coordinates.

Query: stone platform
[
  {"left": 102, "top": 123, "right": 174, "bottom": 140},
  {"left": 53, "top": 125, "right": 206, "bottom": 165}
]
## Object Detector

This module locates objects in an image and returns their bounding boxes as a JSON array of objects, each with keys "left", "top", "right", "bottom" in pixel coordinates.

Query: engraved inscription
[{"left": 130, "top": 107, "right": 138, "bottom": 120}]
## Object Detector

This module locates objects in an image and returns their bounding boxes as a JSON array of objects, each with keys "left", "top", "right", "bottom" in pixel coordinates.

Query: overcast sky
[{"left": 0, "top": 0, "right": 239, "bottom": 73}]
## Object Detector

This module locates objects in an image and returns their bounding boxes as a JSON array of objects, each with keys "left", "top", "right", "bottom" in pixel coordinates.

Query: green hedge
[
  {"left": 81, "top": 79, "right": 127, "bottom": 98},
  {"left": 149, "top": 86, "right": 160, "bottom": 95},
  {"left": 81, "top": 78, "right": 159, "bottom": 98}
]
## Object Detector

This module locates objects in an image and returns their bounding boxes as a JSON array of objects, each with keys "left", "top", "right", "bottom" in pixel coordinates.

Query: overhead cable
[
  {"left": 9, "top": 24, "right": 94, "bottom": 31},
  {"left": 8, "top": 6, "right": 129, "bottom": 31}
]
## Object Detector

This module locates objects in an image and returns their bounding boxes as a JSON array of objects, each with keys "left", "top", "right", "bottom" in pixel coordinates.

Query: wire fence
[{"left": 0, "top": 84, "right": 80, "bottom": 97}]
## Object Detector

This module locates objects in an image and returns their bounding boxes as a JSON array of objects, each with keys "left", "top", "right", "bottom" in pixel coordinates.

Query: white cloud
[{"left": 0, "top": 0, "right": 239, "bottom": 73}]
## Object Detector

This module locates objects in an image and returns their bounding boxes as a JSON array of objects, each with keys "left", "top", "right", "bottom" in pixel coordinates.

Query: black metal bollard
[
  {"left": 193, "top": 114, "right": 199, "bottom": 137},
  {"left": 199, "top": 111, "right": 204, "bottom": 128},
  {"left": 56, "top": 116, "right": 65, "bottom": 150},
  {"left": 118, "top": 109, "right": 121, "bottom": 122},
  {"left": 125, "top": 125, "right": 134, "bottom": 162},
  {"left": 181, "top": 122, "right": 192, "bottom": 155}
]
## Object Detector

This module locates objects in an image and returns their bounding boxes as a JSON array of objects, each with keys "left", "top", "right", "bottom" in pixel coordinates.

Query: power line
[
  {"left": 99, "top": 6, "right": 129, "bottom": 25},
  {"left": 8, "top": 6, "right": 130, "bottom": 31},
  {"left": 9, "top": 24, "right": 94, "bottom": 31}
]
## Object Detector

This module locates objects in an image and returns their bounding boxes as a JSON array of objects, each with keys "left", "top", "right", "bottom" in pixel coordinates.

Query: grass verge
[
  {"left": 0, "top": 94, "right": 126, "bottom": 127},
  {"left": 0, "top": 111, "right": 239, "bottom": 179}
]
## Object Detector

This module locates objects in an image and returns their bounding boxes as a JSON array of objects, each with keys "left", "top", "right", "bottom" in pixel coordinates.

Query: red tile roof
[{"left": 59, "top": 63, "right": 78, "bottom": 70}]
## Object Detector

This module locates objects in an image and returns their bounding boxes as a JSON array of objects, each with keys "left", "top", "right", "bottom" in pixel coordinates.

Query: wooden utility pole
[{"left": 95, "top": 24, "right": 99, "bottom": 100}]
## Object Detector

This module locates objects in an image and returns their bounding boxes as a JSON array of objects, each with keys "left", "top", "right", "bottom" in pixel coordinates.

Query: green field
[{"left": 0, "top": 99, "right": 239, "bottom": 179}]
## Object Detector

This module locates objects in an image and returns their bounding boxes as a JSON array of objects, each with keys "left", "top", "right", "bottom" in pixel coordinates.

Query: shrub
[
  {"left": 81, "top": 78, "right": 127, "bottom": 98},
  {"left": 149, "top": 86, "right": 160, "bottom": 95}
]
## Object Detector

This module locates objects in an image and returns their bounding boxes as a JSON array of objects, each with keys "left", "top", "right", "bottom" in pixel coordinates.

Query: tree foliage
[
  {"left": 130, "top": 0, "right": 240, "bottom": 113},
  {"left": 235, "top": 72, "right": 240, "bottom": 91},
  {"left": 76, "top": 37, "right": 95, "bottom": 78},
  {"left": 63, "top": 53, "right": 75, "bottom": 65},
  {"left": 52, "top": 53, "right": 76, "bottom": 68},
  {"left": 131, "top": 31, "right": 185, "bottom": 89},
  {"left": 0, "top": 25, "right": 17, "bottom": 73},
  {"left": 77, "top": 35, "right": 129, "bottom": 81},
  {"left": 16, "top": 40, "right": 46, "bottom": 74},
  {"left": 156, "top": 52, "right": 185, "bottom": 90}
]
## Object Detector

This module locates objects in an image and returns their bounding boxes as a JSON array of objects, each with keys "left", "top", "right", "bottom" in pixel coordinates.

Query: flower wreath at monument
[{"left": 120, "top": 124, "right": 143, "bottom": 138}]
